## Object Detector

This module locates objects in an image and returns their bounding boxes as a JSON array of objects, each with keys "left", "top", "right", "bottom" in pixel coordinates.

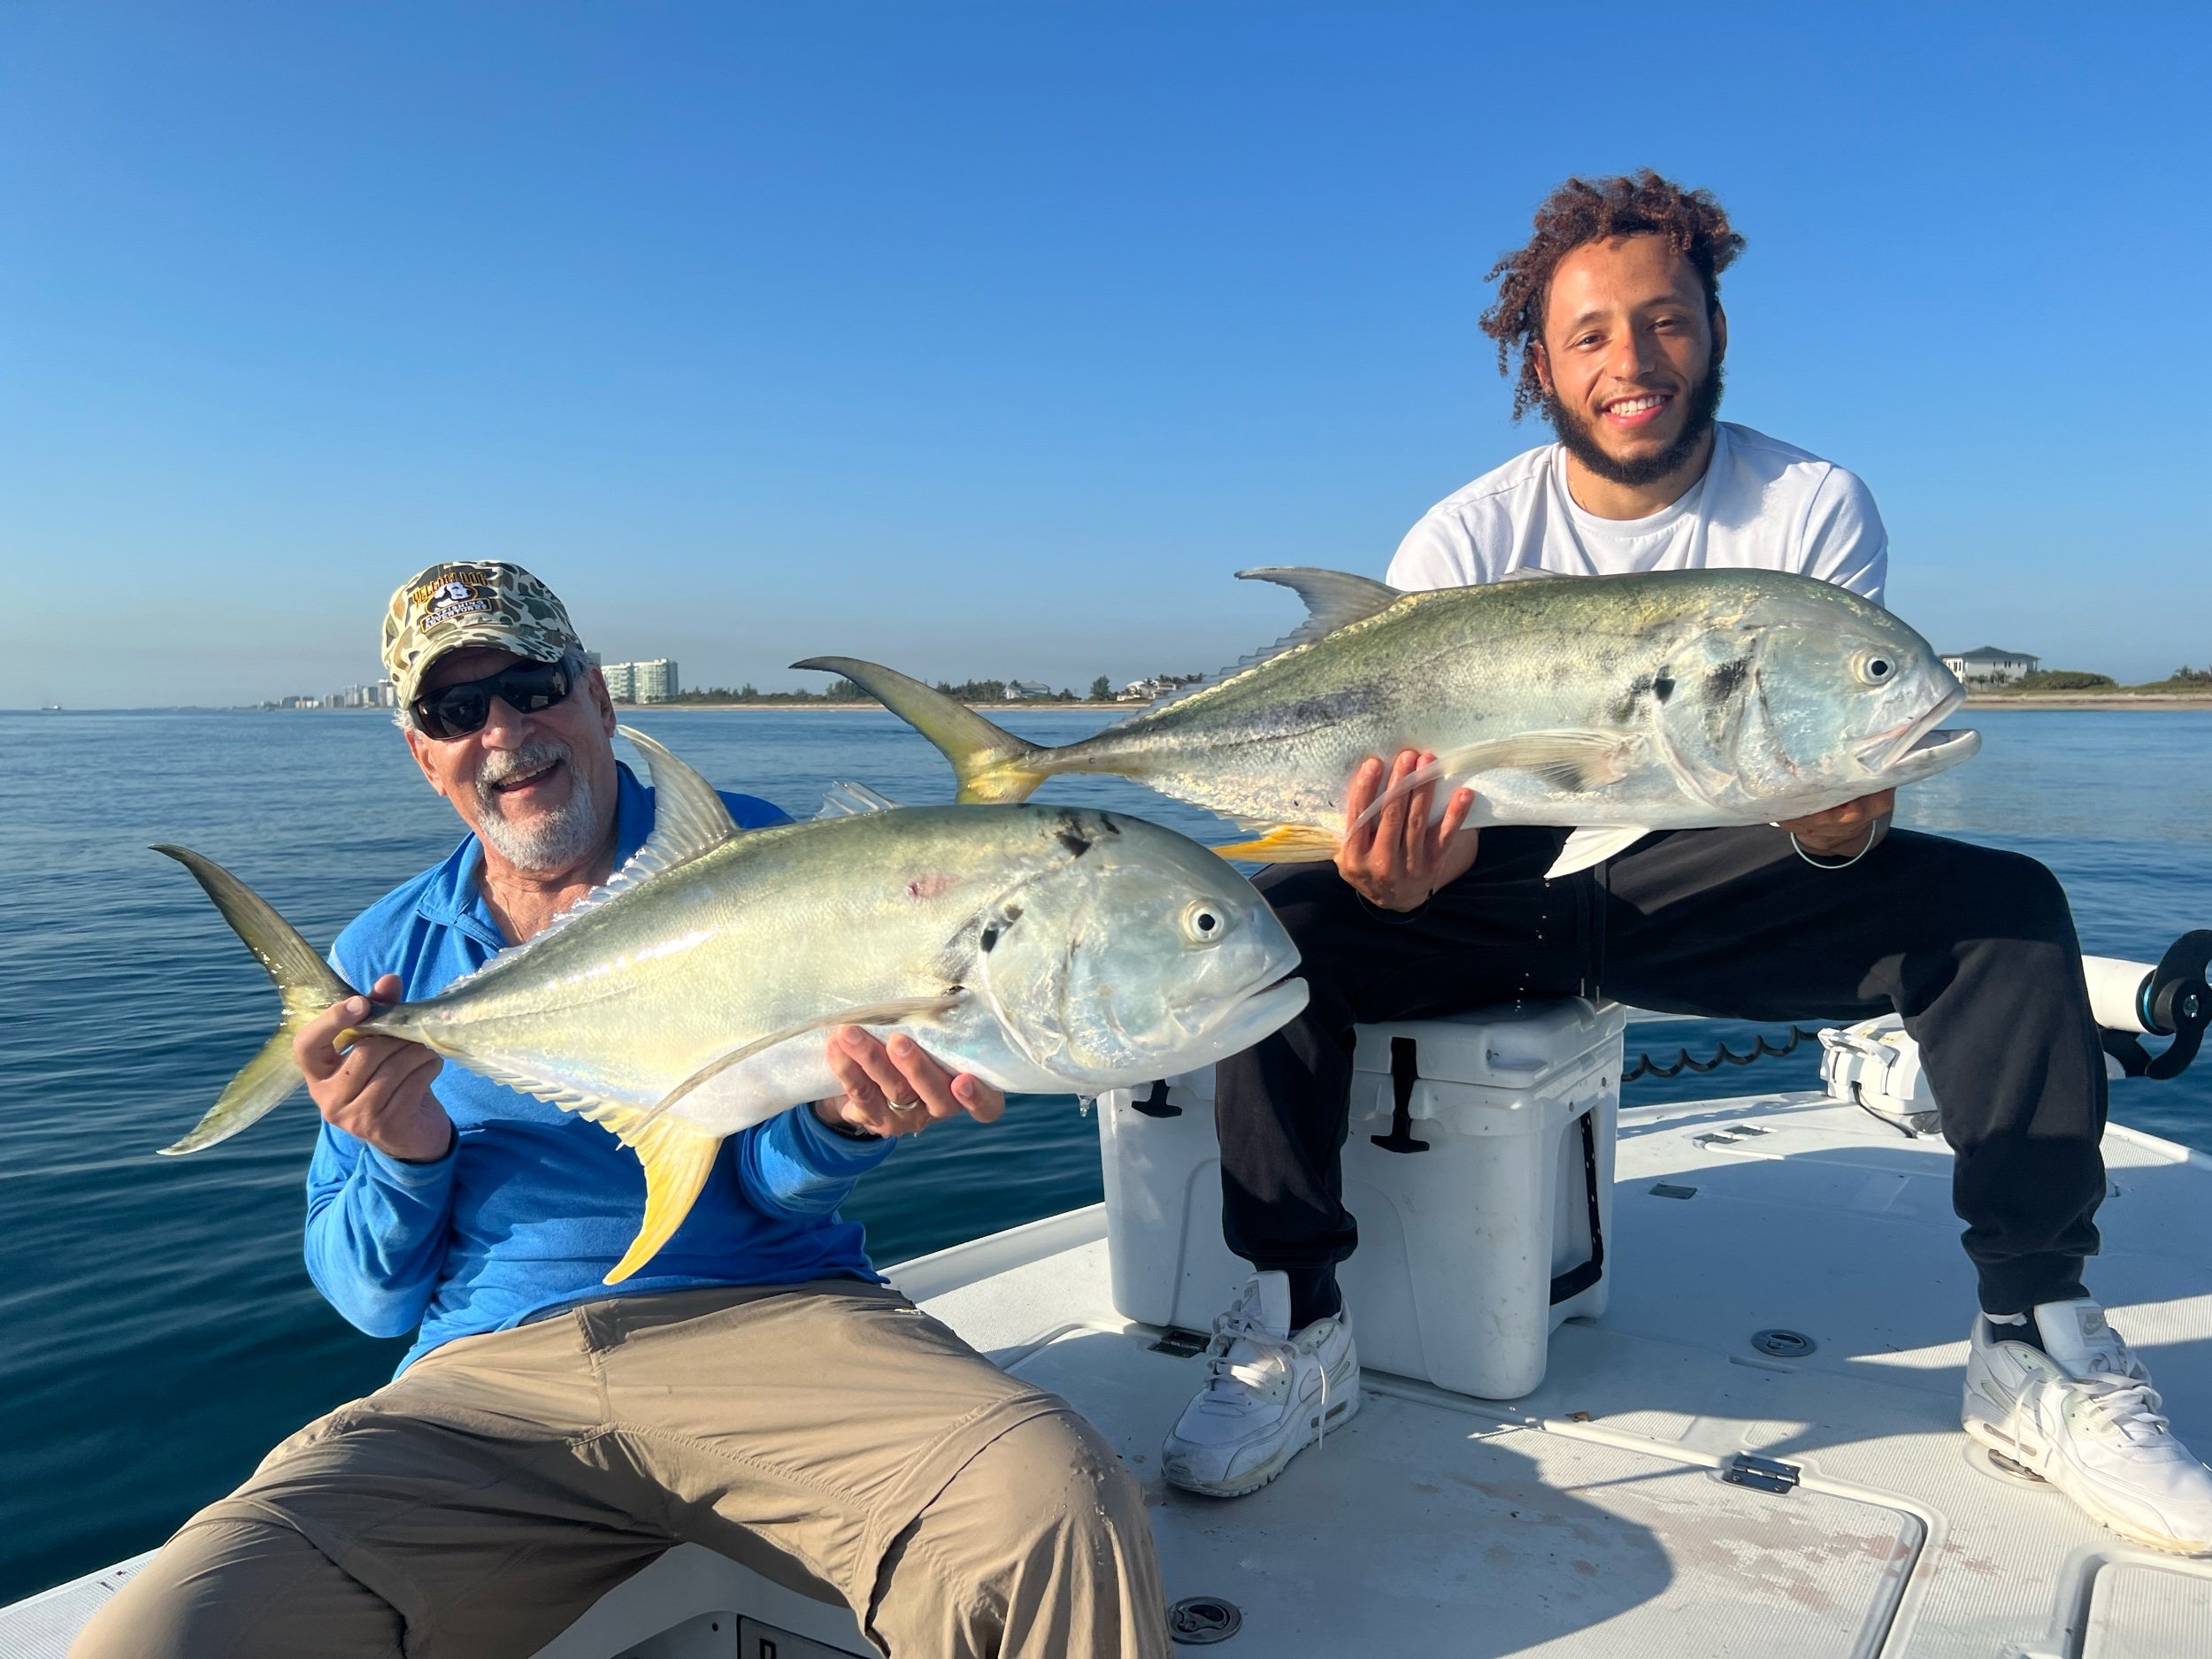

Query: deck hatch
[
  {"left": 1010, "top": 1327, "right": 1926, "bottom": 1656},
  {"left": 2081, "top": 1559, "right": 2212, "bottom": 1658}
]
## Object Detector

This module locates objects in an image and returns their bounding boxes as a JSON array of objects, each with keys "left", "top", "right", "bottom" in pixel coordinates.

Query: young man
[
  {"left": 1162, "top": 172, "right": 2212, "bottom": 1557},
  {"left": 76, "top": 563, "right": 1167, "bottom": 1659}
]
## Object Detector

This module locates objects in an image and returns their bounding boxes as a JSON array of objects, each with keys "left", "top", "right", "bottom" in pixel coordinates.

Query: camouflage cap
[{"left": 381, "top": 561, "right": 585, "bottom": 707}]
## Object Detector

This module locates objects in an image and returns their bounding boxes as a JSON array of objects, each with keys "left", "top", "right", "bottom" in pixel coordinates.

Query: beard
[
  {"left": 1543, "top": 357, "right": 1725, "bottom": 489},
  {"left": 472, "top": 739, "right": 603, "bottom": 872}
]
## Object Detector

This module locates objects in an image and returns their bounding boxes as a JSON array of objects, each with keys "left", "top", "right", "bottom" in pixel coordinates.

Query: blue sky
[{"left": 3, "top": 2, "right": 2205, "bottom": 707}]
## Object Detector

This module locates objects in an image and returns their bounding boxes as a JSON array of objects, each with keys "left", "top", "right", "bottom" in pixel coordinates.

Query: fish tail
[
  {"left": 151, "top": 844, "right": 356, "bottom": 1154},
  {"left": 793, "top": 656, "right": 1050, "bottom": 803}
]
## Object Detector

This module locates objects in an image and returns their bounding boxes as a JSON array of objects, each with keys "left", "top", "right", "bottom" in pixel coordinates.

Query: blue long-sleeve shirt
[{"left": 309, "top": 762, "right": 895, "bottom": 1371}]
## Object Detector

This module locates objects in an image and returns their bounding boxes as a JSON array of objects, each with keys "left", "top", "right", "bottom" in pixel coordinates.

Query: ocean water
[{"left": 3, "top": 707, "right": 2208, "bottom": 1603}]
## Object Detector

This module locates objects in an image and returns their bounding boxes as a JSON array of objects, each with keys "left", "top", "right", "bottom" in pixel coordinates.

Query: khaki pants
[{"left": 73, "top": 1282, "right": 1167, "bottom": 1659}]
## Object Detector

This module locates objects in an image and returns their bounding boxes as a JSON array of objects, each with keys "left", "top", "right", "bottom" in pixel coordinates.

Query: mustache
[{"left": 476, "top": 739, "right": 572, "bottom": 797}]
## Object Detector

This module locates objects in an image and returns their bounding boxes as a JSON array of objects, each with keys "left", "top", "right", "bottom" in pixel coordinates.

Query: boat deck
[
  {"left": 12, "top": 1090, "right": 2212, "bottom": 1657},
  {"left": 912, "top": 1091, "right": 2212, "bottom": 1658}
]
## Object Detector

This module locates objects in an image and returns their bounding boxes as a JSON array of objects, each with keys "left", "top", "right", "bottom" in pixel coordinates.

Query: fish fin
[
  {"left": 631, "top": 993, "right": 970, "bottom": 1133},
  {"left": 793, "top": 657, "right": 1049, "bottom": 803},
  {"left": 588, "top": 1110, "right": 727, "bottom": 1285},
  {"left": 1234, "top": 566, "right": 1403, "bottom": 631},
  {"left": 1210, "top": 824, "right": 1344, "bottom": 864},
  {"left": 461, "top": 1066, "right": 616, "bottom": 1118},
  {"left": 617, "top": 726, "right": 741, "bottom": 875},
  {"left": 1354, "top": 732, "right": 1637, "bottom": 830},
  {"left": 1146, "top": 569, "right": 1406, "bottom": 713},
  {"left": 814, "top": 780, "right": 900, "bottom": 818},
  {"left": 1546, "top": 824, "right": 1653, "bottom": 878},
  {"left": 151, "top": 845, "right": 357, "bottom": 1153},
  {"left": 435, "top": 732, "right": 749, "bottom": 995}
]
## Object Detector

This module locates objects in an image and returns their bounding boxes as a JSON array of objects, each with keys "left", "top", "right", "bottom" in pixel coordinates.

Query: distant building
[
  {"left": 1118, "top": 673, "right": 1202, "bottom": 702},
  {"left": 1942, "top": 646, "right": 2040, "bottom": 687},
  {"left": 602, "top": 658, "right": 679, "bottom": 703},
  {"left": 330, "top": 680, "right": 397, "bottom": 710},
  {"left": 1004, "top": 680, "right": 1055, "bottom": 700}
]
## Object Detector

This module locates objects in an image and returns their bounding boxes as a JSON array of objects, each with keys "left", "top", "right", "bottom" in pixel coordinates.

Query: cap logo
[{"left": 414, "top": 575, "right": 493, "bottom": 633}]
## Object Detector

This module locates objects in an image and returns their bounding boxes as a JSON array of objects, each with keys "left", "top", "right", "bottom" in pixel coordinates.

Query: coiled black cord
[{"left": 1623, "top": 1025, "right": 1825, "bottom": 1082}]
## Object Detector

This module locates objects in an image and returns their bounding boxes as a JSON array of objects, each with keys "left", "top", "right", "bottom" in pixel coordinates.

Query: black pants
[{"left": 1217, "top": 824, "right": 2108, "bottom": 1321}]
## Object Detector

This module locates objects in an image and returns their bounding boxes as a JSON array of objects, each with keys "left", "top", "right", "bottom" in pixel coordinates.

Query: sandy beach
[{"left": 1963, "top": 692, "right": 2212, "bottom": 711}]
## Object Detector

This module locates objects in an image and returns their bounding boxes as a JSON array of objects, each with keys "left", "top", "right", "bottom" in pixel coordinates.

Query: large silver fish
[
  {"left": 156, "top": 729, "right": 1306, "bottom": 1282},
  {"left": 801, "top": 567, "right": 1981, "bottom": 879}
]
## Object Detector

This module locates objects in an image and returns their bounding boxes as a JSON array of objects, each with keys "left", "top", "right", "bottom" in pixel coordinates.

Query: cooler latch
[
  {"left": 1548, "top": 1109, "right": 1606, "bottom": 1304},
  {"left": 1129, "top": 1078, "right": 1182, "bottom": 1118},
  {"left": 1371, "top": 1038, "right": 1431, "bottom": 1154}
]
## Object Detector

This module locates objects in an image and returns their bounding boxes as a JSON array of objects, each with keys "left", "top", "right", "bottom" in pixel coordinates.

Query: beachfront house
[
  {"left": 1003, "top": 680, "right": 1056, "bottom": 700},
  {"left": 1941, "top": 646, "right": 2040, "bottom": 686}
]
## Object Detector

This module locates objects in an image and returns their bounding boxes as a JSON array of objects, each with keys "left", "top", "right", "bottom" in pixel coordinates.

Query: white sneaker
[
  {"left": 1962, "top": 1299, "right": 2212, "bottom": 1555},
  {"left": 1161, "top": 1271, "right": 1360, "bottom": 1498}
]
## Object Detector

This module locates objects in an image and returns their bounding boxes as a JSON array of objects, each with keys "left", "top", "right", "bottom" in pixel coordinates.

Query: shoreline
[
  {"left": 1962, "top": 692, "right": 2212, "bottom": 711},
  {"left": 618, "top": 701, "right": 1129, "bottom": 713}
]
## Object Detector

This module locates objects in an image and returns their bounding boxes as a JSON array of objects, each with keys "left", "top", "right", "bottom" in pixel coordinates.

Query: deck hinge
[{"left": 1720, "top": 1453, "right": 1801, "bottom": 1494}]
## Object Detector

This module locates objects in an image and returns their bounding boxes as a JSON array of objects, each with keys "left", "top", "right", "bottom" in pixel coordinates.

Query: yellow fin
[
  {"left": 587, "top": 1108, "right": 727, "bottom": 1285},
  {"left": 1210, "top": 824, "right": 1342, "bottom": 864}
]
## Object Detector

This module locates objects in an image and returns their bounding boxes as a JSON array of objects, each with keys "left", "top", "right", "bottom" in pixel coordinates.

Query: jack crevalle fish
[
  {"left": 155, "top": 728, "right": 1306, "bottom": 1282},
  {"left": 801, "top": 567, "right": 1981, "bottom": 879}
]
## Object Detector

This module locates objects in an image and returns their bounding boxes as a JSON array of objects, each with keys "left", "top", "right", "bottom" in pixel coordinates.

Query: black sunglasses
[{"left": 410, "top": 655, "right": 582, "bottom": 741}]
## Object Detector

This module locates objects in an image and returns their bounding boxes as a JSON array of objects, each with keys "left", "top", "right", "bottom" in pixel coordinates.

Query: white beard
[{"left": 473, "top": 741, "right": 603, "bottom": 872}]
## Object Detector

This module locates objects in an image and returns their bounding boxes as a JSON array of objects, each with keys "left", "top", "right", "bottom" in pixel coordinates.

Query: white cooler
[{"left": 1098, "top": 999, "right": 1627, "bottom": 1400}]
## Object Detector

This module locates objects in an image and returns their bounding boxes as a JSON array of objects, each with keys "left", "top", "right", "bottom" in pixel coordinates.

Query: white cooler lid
[{"left": 1351, "top": 998, "right": 1624, "bottom": 1088}]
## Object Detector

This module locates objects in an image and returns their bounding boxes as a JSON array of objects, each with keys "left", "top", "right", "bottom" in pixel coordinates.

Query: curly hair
[{"left": 1480, "top": 171, "right": 1745, "bottom": 419}]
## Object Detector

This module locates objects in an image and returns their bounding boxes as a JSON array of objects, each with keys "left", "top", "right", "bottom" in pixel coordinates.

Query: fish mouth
[
  {"left": 1171, "top": 972, "right": 1310, "bottom": 1064},
  {"left": 1855, "top": 687, "right": 1969, "bottom": 774}
]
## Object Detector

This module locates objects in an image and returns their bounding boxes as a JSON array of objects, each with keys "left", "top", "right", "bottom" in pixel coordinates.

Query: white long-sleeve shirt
[{"left": 1386, "top": 422, "right": 1887, "bottom": 606}]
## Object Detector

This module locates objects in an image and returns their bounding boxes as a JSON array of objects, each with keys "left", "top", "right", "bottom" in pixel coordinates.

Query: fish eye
[
  {"left": 1181, "top": 902, "right": 1224, "bottom": 945},
  {"left": 1855, "top": 653, "right": 1895, "bottom": 686}
]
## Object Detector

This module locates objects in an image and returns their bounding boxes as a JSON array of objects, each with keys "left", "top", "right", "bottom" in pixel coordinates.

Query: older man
[{"left": 76, "top": 562, "right": 1166, "bottom": 1659}]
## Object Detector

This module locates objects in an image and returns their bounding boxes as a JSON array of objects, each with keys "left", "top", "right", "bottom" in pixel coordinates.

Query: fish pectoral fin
[
  {"left": 637, "top": 994, "right": 971, "bottom": 1130},
  {"left": 1210, "top": 824, "right": 1343, "bottom": 864},
  {"left": 587, "top": 1110, "right": 726, "bottom": 1285},
  {"left": 1354, "top": 732, "right": 1637, "bottom": 831},
  {"left": 1546, "top": 824, "right": 1654, "bottom": 878}
]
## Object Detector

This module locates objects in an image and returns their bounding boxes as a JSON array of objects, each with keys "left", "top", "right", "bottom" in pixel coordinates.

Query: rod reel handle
[{"left": 2098, "top": 930, "right": 2209, "bottom": 1080}]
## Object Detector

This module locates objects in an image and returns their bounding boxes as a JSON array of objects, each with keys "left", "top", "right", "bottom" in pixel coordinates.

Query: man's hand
[
  {"left": 1335, "top": 750, "right": 1480, "bottom": 912},
  {"left": 814, "top": 1026, "right": 1006, "bottom": 1140},
  {"left": 1778, "top": 789, "right": 1895, "bottom": 860},
  {"left": 295, "top": 974, "right": 453, "bottom": 1163}
]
